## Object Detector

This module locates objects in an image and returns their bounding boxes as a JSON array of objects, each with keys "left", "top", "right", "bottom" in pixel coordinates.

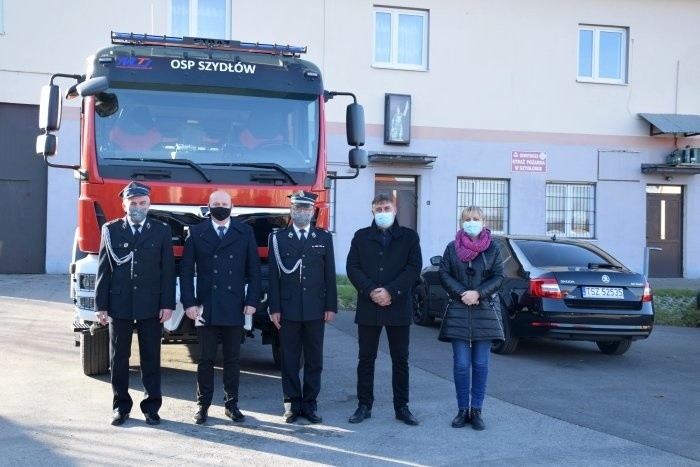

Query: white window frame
[
  {"left": 326, "top": 173, "right": 337, "bottom": 233},
  {"left": 169, "top": 0, "right": 231, "bottom": 39},
  {"left": 456, "top": 178, "right": 510, "bottom": 235},
  {"left": 373, "top": 7, "right": 429, "bottom": 71},
  {"left": 577, "top": 25, "right": 628, "bottom": 84},
  {"left": 545, "top": 182, "right": 596, "bottom": 239}
]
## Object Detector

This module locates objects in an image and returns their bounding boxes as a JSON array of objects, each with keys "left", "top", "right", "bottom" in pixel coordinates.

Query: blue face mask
[
  {"left": 375, "top": 212, "right": 395, "bottom": 229},
  {"left": 463, "top": 220, "right": 483, "bottom": 237}
]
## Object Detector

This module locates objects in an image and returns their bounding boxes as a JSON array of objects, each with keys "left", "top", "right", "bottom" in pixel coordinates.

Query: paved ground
[{"left": 0, "top": 275, "right": 698, "bottom": 466}]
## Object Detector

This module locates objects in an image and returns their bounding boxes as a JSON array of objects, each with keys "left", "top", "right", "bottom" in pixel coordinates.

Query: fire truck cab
[{"left": 37, "top": 32, "right": 367, "bottom": 375}]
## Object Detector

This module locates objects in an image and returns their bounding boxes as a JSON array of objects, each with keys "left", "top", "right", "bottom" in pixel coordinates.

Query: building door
[
  {"left": 646, "top": 185, "right": 682, "bottom": 277},
  {"left": 0, "top": 103, "right": 47, "bottom": 273},
  {"left": 375, "top": 175, "right": 417, "bottom": 231}
]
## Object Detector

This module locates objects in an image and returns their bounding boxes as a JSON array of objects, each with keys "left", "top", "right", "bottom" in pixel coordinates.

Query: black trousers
[
  {"left": 109, "top": 317, "right": 162, "bottom": 414},
  {"left": 356, "top": 324, "right": 410, "bottom": 410},
  {"left": 196, "top": 325, "right": 243, "bottom": 409},
  {"left": 279, "top": 319, "right": 324, "bottom": 414}
]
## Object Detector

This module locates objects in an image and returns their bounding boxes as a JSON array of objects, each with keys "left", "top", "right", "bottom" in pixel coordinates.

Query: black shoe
[
  {"left": 395, "top": 406, "right": 419, "bottom": 426},
  {"left": 283, "top": 409, "right": 300, "bottom": 424},
  {"left": 111, "top": 409, "right": 129, "bottom": 426},
  {"left": 193, "top": 406, "right": 208, "bottom": 425},
  {"left": 348, "top": 405, "right": 372, "bottom": 424},
  {"left": 302, "top": 410, "right": 322, "bottom": 424},
  {"left": 144, "top": 413, "right": 161, "bottom": 425},
  {"left": 225, "top": 406, "right": 245, "bottom": 422},
  {"left": 451, "top": 409, "right": 470, "bottom": 428},
  {"left": 470, "top": 408, "right": 485, "bottom": 431}
]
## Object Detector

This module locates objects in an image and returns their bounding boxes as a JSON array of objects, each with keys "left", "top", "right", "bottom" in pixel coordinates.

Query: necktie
[
  {"left": 218, "top": 226, "right": 226, "bottom": 240},
  {"left": 299, "top": 229, "right": 307, "bottom": 245},
  {"left": 133, "top": 224, "right": 141, "bottom": 242}
]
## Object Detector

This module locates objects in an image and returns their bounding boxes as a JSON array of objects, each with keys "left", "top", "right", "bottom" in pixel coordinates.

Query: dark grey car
[{"left": 413, "top": 235, "right": 654, "bottom": 355}]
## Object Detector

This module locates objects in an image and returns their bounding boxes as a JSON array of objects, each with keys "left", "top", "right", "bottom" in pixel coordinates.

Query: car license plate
[{"left": 582, "top": 287, "right": 624, "bottom": 299}]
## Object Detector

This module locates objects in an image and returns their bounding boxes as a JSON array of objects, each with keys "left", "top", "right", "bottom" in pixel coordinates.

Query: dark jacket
[
  {"left": 346, "top": 220, "right": 422, "bottom": 326},
  {"left": 180, "top": 219, "right": 262, "bottom": 326},
  {"left": 95, "top": 216, "right": 176, "bottom": 319},
  {"left": 268, "top": 225, "right": 337, "bottom": 321},
  {"left": 438, "top": 239, "right": 505, "bottom": 342}
]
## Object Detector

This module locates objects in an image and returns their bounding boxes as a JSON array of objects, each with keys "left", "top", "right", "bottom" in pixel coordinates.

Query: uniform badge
[
  {"left": 311, "top": 232, "right": 317, "bottom": 238},
  {"left": 288, "top": 232, "right": 294, "bottom": 239}
]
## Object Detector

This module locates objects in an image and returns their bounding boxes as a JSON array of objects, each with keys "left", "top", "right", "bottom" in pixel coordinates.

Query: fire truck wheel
[{"left": 80, "top": 328, "right": 110, "bottom": 376}]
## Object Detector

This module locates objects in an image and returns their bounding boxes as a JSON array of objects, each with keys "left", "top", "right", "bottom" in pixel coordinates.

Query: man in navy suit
[
  {"left": 95, "top": 181, "right": 176, "bottom": 426},
  {"left": 180, "top": 190, "right": 262, "bottom": 425},
  {"left": 268, "top": 191, "right": 337, "bottom": 424}
]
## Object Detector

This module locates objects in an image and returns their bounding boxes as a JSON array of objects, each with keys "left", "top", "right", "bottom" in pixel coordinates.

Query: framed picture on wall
[{"left": 384, "top": 93, "right": 411, "bottom": 145}]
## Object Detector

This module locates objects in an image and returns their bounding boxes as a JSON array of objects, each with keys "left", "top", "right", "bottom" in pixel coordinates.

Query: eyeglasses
[{"left": 291, "top": 205, "right": 313, "bottom": 212}]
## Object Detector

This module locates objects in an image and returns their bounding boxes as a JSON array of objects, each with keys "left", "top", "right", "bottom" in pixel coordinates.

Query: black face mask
[{"left": 209, "top": 206, "right": 231, "bottom": 221}]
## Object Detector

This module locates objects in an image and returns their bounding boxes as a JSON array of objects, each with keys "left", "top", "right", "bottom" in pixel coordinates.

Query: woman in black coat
[{"left": 438, "top": 206, "right": 504, "bottom": 431}]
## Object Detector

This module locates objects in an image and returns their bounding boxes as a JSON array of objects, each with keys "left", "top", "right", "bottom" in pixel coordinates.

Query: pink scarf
[{"left": 455, "top": 228, "right": 491, "bottom": 262}]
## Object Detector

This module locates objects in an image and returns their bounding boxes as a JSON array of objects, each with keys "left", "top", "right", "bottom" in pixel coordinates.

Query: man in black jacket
[
  {"left": 180, "top": 190, "right": 262, "bottom": 425},
  {"left": 268, "top": 191, "right": 337, "bottom": 424},
  {"left": 346, "top": 193, "right": 422, "bottom": 425},
  {"left": 95, "top": 181, "right": 176, "bottom": 426}
]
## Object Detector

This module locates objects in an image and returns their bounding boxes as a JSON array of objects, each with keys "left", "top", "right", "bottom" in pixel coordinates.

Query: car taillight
[
  {"left": 529, "top": 278, "right": 563, "bottom": 299},
  {"left": 642, "top": 281, "right": 653, "bottom": 302}
]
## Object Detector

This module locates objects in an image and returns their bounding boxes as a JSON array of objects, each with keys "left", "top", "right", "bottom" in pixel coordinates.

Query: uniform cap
[
  {"left": 288, "top": 190, "right": 317, "bottom": 206},
  {"left": 119, "top": 181, "right": 151, "bottom": 199}
]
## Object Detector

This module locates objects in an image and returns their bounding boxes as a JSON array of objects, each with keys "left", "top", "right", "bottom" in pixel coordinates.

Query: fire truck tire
[{"left": 81, "top": 329, "right": 110, "bottom": 376}]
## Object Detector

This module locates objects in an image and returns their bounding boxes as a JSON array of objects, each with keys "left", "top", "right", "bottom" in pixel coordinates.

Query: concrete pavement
[{"left": 0, "top": 274, "right": 697, "bottom": 466}]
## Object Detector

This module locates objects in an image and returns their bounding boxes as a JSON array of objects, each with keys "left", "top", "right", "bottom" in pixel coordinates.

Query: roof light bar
[{"left": 111, "top": 32, "right": 307, "bottom": 56}]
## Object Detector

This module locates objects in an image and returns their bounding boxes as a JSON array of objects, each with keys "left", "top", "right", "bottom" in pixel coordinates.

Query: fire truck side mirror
[
  {"left": 349, "top": 147, "right": 368, "bottom": 169},
  {"left": 76, "top": 76, "right": 109, "bottom": 97},
  {"left": 346, "top": 103, "right": 365, "bottom": 147},
  {"left": 39, "top": 85, "right": 62, "bottom": 132},
  {"left": 36, "top": 134, "right": 57, "bottom": 157}
]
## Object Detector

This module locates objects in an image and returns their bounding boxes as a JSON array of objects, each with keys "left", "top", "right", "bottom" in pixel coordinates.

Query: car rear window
[{"left": 512, "top": 240, "right": 611, "bottom": 268}]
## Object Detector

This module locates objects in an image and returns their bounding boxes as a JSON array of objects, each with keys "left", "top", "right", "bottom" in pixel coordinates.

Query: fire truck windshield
[{"left": 94, "top": 88, "right": 319, "bottom": 185}]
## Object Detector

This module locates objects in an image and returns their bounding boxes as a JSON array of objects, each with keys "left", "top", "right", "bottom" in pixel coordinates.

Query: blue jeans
[{"left": 452, "top": 339, "right": 491, "bottom": 410}]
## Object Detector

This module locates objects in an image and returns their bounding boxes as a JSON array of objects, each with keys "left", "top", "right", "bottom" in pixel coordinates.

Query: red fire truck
[{"left": 36, "top": 32, "right": 367, "bottom": 375}]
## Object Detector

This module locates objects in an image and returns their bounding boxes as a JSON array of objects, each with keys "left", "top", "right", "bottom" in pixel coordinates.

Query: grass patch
[
  {"left": 653, "top": 289, "right": 699, "bottom": 327},
  {"left": 337, "top": 275, "right": 357, "bottom": 311}
]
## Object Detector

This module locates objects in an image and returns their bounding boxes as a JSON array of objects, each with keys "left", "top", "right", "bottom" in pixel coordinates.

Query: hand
[
  {"left": 461, "top": 290, "right": 480, "bottom": 306},
  {"left": 159, "top": 308, "right": 173, "bottom": 323},
  {"left": 324, "top": 311, "right": 335, "bottom": 323},
  {"left": 95, "top": 311, "right": 109, "bottom": 326},
  {"left": 270, "top": 312, "right": 281, "bottom": 330},
  {"left": 243, "top": 305, "right": 256, "bottom": 315},
  {"left": 185, "top": 306, "right": 199, "bottom": 320},
  {"left": 370, "top": 288, "right": 392, "bottom": 307}
]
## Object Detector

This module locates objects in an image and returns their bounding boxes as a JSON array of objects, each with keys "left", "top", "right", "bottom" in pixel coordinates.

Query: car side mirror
[{"left": 430, "top": 255, "right": 442, "bottom": 266}]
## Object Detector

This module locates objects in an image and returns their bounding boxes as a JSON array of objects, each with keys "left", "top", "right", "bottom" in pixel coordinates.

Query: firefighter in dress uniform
[
  {"left": 268, "top": 191, "right": 337, "bottom": 424},
  {"left": 95, "top": 181, "right": 176, "bottom": 426}
]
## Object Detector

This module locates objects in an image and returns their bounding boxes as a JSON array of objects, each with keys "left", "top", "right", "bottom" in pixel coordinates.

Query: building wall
[{"left": 1, "top": 0, "right": 698, "bottom": 276}]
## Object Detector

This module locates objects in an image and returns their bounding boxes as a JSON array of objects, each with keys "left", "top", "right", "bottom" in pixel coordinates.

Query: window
[
  {"left": 0, "top": 0, "right": 4, "bottom": 34},
  {"left": 326, "top": 173, "right": 337, "bottom": 233},
  {"left": 373, "top": 7, "right": 428, "bottom": 70},
  {"left": 457, "top": 178, "right": 509, "bottom": 234},
  {"left": 546, "top": 183, "right": 595, "bottom": 238},
  {"left": 578, "top": 25, "right": 628, "bottom": 84},
  {"left": 171, "top": 0, "right": 230, "bottom": 39}
]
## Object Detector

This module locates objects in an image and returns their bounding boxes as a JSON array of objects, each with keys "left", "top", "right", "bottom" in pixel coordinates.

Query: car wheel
[
  {"left": 491, "top": 308, "right": 519, "bottom": 354},
  {"left": 596, "top": 340, "right": 632, "bottom": 355},
  {"left": 412, "top": 284, "right": 434, "bottom": 326}
]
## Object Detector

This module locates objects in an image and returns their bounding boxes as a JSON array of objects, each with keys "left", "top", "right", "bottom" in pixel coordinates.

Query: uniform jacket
[
  {"left": 438, "top": 240, "right": 505, "bottom": 342},
  {"left": 346, "top": 220, "right": 422, "bottom": 326},
  {"left": 268, "top": 225, "right": 337, "bottom": 321},
  {"left": 95, "top": 216, "right": 176, "bottom": 320},
  {"left": 179, "top": 219, "right": 262, "bottom": 326}
]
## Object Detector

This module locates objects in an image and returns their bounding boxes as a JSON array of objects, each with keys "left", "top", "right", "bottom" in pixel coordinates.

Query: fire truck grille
[{"left": 78, "top": 274, "right": 96, "bottom": 291}]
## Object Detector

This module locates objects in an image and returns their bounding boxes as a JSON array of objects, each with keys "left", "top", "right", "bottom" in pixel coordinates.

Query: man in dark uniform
[
  {"left": 268, "top": 190, "right": 337, "bottom": 424},
  {"left": 95, "top": 181, "right": 176, "bottom": 426},
  {"left": 346, "top": 193, "right": 422, "bottom": 426},
  {"left": 179, "top": 189, "right": 262, "bottom": 425}
]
